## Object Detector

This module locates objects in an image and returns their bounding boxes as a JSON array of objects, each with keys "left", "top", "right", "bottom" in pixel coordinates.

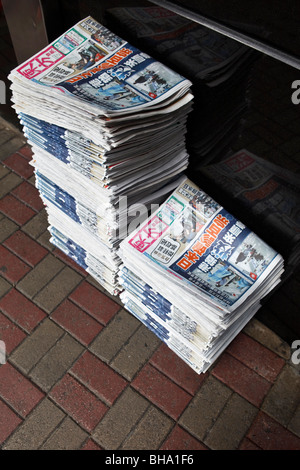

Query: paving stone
[
  {"left": 0, "top": 288, "right": 46, "bottom": 332},
  {"left": 50, "top": 374, "right": 108, "bottom": 432},
  {"left": 3, "top": 152, "right": 33, "bottom": 179},
  {"left": 4, "top": 230, "right": 48, "bottom": 267},
  {"left": 204, "top": 393, "right": 258, "bottom": 450},
  {"left": 0, "top": 245, "right": 31, "bottom": 283},
  {"left": 132, "top": 363, "right": 192, "bottom": 420},
  {"left": 51, "top": 298, "right": 103, "bottom": 346},
  {"left": 226, "top": 332, "right": 285, "bottom": 382},
  {"left": 0, "top": 311, "right": 26, "bottom": 354},
  {"left": 2, "top": 398, "right": 65, "bottom": 450},
  {"left": 33, "top": 266, "right": 82, "bottom": 313},
  {"left": 0, "top": 362, "right": 44, "bottom": 417},
  {"left": 17, "top": 253, "right": 64, "bottom": 299},
  {"left": 0, "top": 398, "right": 23, "bottom": 445},
  {"left": 212, "top": 353, "right": 272, "bottom": 407},
  {"left": 53, "top": 248, "right": 88, "bottom": 276},
  {"left": 69, "top": 280, "right": 120, "bottom": 325},
  {"left": 0, "top": 171, "right": 22, "bottom": 198},
  {"left": 244, "top": 319, "right": 291, "bottom": 360},
  {"left": 12, "top": 180, "right": 44, "bottom": 211},
  {"left": 9, "top": 319, "right": 64, "bottom": 374},
  {"left": 179, "top": 376, "right": 232, "bottom": 441},
  {"left": 262, "top": 364, "right": 300, "bottom": 426},
  {"left": 111, "top": 324, "right": 161, "bottom": 380},
  {"left": 40, "top": 416, "right": 88, "bottom": 450},
  {"left": 238, "top": 437, "right": 262, "bottom": 450},
  {"left": 0, "top": 136, "right": 26, "bottom": 161},
  {"left": 288, "top": 404, "right": 300, "bottom": 438},
  {"left": 70, "top": 351, "right": 127, "bottom": 406},
  {"left": 92, "top": 387, "right": 149, "bottom": 449},
  {"left": 37, "top": 229, "right": 54, "bottom": 251},
  {"left": 160, "top": 425, "right": 207, "bottom": 450},
  {"left": 0, "top": 216, "right": 18, "bottom": 243},
  {"left": 150, "top": 343, "right": 206, "bottom": 395},
  {"left": 17, "top": 146, "right": 33, "bottom": 160},
  {"left": 90, "top": 308, "right": 140, "bottom": 362},
  {"left": 0, "top": 277, "right": 11, "bottom": 297},
  {"left": 21, "top": 209, "right": 49, "bottom": 239},
  {"left": 80, "top": 439, "right": 102, "bottom": 450},
  {"left": 121, "top": 405, "right": 173, "bottom": 450},
  {"left": 247, "top": 411, "right": 300, "bottom": 450},
  {"left": 0, "top": 194, "right": 35, "bottom": 225},
  {"left": 29, "top": 333, "right": 84, "bottom": 392}
]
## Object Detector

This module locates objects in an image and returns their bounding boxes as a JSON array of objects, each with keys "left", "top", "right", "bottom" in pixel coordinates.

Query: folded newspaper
[
  {"left": 199, "top": 149, "right": 300, "bottom": 272},
  {"left": 118, "top": 176, "right": 284, "bottom": 373},
  {"left": 8, "top": 16, "right": 193, "bottom": 294}
]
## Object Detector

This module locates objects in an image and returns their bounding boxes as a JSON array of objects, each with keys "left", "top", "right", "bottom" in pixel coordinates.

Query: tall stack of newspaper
[
  {"left": 107, "top": 6, "right": 259, "bottom": 165},
  {"left": 8, "top": 16, "right": 193, "bottom": 294},
  {"left": 118, "top": 177, "right": 284, "bottom": 373}
]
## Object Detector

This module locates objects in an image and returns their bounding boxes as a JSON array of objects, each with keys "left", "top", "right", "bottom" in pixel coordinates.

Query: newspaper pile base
[
  {"left": 118, "top": 177, "right": 284, "bottom": 373},
  {"left": 8, "top": 16, "right": 193, "bottom": 294},
  {"left": 200, "top": 149, "right": 300, "bottom": 272},
  {"left": 106, "top": 6, "right": 259, "bottom": 165}
]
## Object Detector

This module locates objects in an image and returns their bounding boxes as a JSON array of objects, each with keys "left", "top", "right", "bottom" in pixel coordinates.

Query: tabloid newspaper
[{"left": 119, "top": 176, "right": 284, "bottom": 373}]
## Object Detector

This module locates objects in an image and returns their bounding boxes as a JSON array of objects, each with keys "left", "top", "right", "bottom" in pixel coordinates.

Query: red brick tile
[
  {"left": 81, "top": 439, "right": 103, "bottom": 450},
  {"left": 0, "top": 246, "right": 31, "bottom": 283},
  {"left": 150, "top": 343, "right": 206, "bottom": 395},
  {"left": 69, "top": 281, "right": 120, "bottom": 325},
  {"left": 3, "top": 152, "right": 33, "bottom": 179},
  {"left": 12, "top": 181, "right": 44, "bottom": 211},
  {"left": 247, "top": 411, "right": 300, "bottom": 450},
  {"left": 161, "top": 425, "right": 207, "bottom": 450},
  {"left": 227, "top": 333, "right": 285, "bottom": 382},
  {"left": 239, "top": 437, "right": 262, "bottom": 450},
  {"left": 0, "top": 195, "right": 35, "bottom": 225},
  {"left": 71, "top": 351, "right": 127, "bottom": 406},
  {"left": 51, "top": 299, "right": 102, "bottom": 346},
  {"left": 0, "top": 311, "right": 27, "bottom": 353},
  {"left": 50, "top": 374, "right": 108, "bottom": 432},
  {"left": 0, "top": 289, "right": 46, "bottom": 332},
  {"left": 53, "top": 248, "right": 88, "bottom": 276},
  {"left": 0, "top": 363, "right": 44, "bottom": 417},
  {"left": 132, "top": 363, "right": 192, "bottom": 420},
  {"left": 0, "top": 398, "right": 23, "bottom": 444},
  {"left": 4, "top": 231, "right": 48, "bottom": 267},
  {"left": 212, "top": 353, "right": 272, "bottom": 407},
  {"left": 17, "top": 146, "right": 33, "bottom": 161}
]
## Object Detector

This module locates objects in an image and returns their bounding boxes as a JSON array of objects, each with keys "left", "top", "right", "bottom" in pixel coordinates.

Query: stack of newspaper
[
  {"left": 199, "top": 149, "right": 300, "bottom": 273},
  {"left": 118, "top": 177, "right": 284, "bottom": 373},
  {"left": 8, "top": 16, "right": 193, "bottom": 294},
  {"left": 107, "top": 6, "right": 259, "bottom": 165}
]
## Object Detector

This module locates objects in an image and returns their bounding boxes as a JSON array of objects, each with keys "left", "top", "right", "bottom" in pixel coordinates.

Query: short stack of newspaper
[
  {"left": 8, "top": 16, "right": 193, "bottom": 294},
  {"left": 107, "top": 6, "right": 259, "bottom": 165},
  {"left": 118, "top": 177, "right": 284, "bottom": 373}
]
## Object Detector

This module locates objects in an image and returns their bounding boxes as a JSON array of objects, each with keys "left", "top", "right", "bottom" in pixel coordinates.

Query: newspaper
[
  {"left": 9, "top": 16, "right": 193, "bottom": 116},
  {"left": 200, "top": 149, "right": 300, "bottom": 269},
  {"left": 118, "top": 176, "right": 284, "bottom": 373}
]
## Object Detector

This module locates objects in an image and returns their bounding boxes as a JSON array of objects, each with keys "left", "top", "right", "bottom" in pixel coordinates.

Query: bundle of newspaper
[
  {"left": 106, "top": 6, "right": 259, "bottom": 164},
  {"left": 8, "top": 16, "right": 193, "bottom": 294},
  {"left": 199, "top": 149, "right": 300, "bottom": 273},
  {"left": 118, "top": 177, "right": 284, "bottom": 373}
]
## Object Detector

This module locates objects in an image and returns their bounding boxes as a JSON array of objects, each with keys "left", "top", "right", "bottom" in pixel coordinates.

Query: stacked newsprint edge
[
  {"left": 118, "top": 177, "right": 284, "bottom": 373},
  {"left": 9, "top": 16, "right": 193, "bottom": 294}
]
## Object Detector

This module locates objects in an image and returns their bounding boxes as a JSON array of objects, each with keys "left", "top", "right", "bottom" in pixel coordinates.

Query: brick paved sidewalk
[{"left": 0, "top": 117, "right": 299, "bottom": 450}]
